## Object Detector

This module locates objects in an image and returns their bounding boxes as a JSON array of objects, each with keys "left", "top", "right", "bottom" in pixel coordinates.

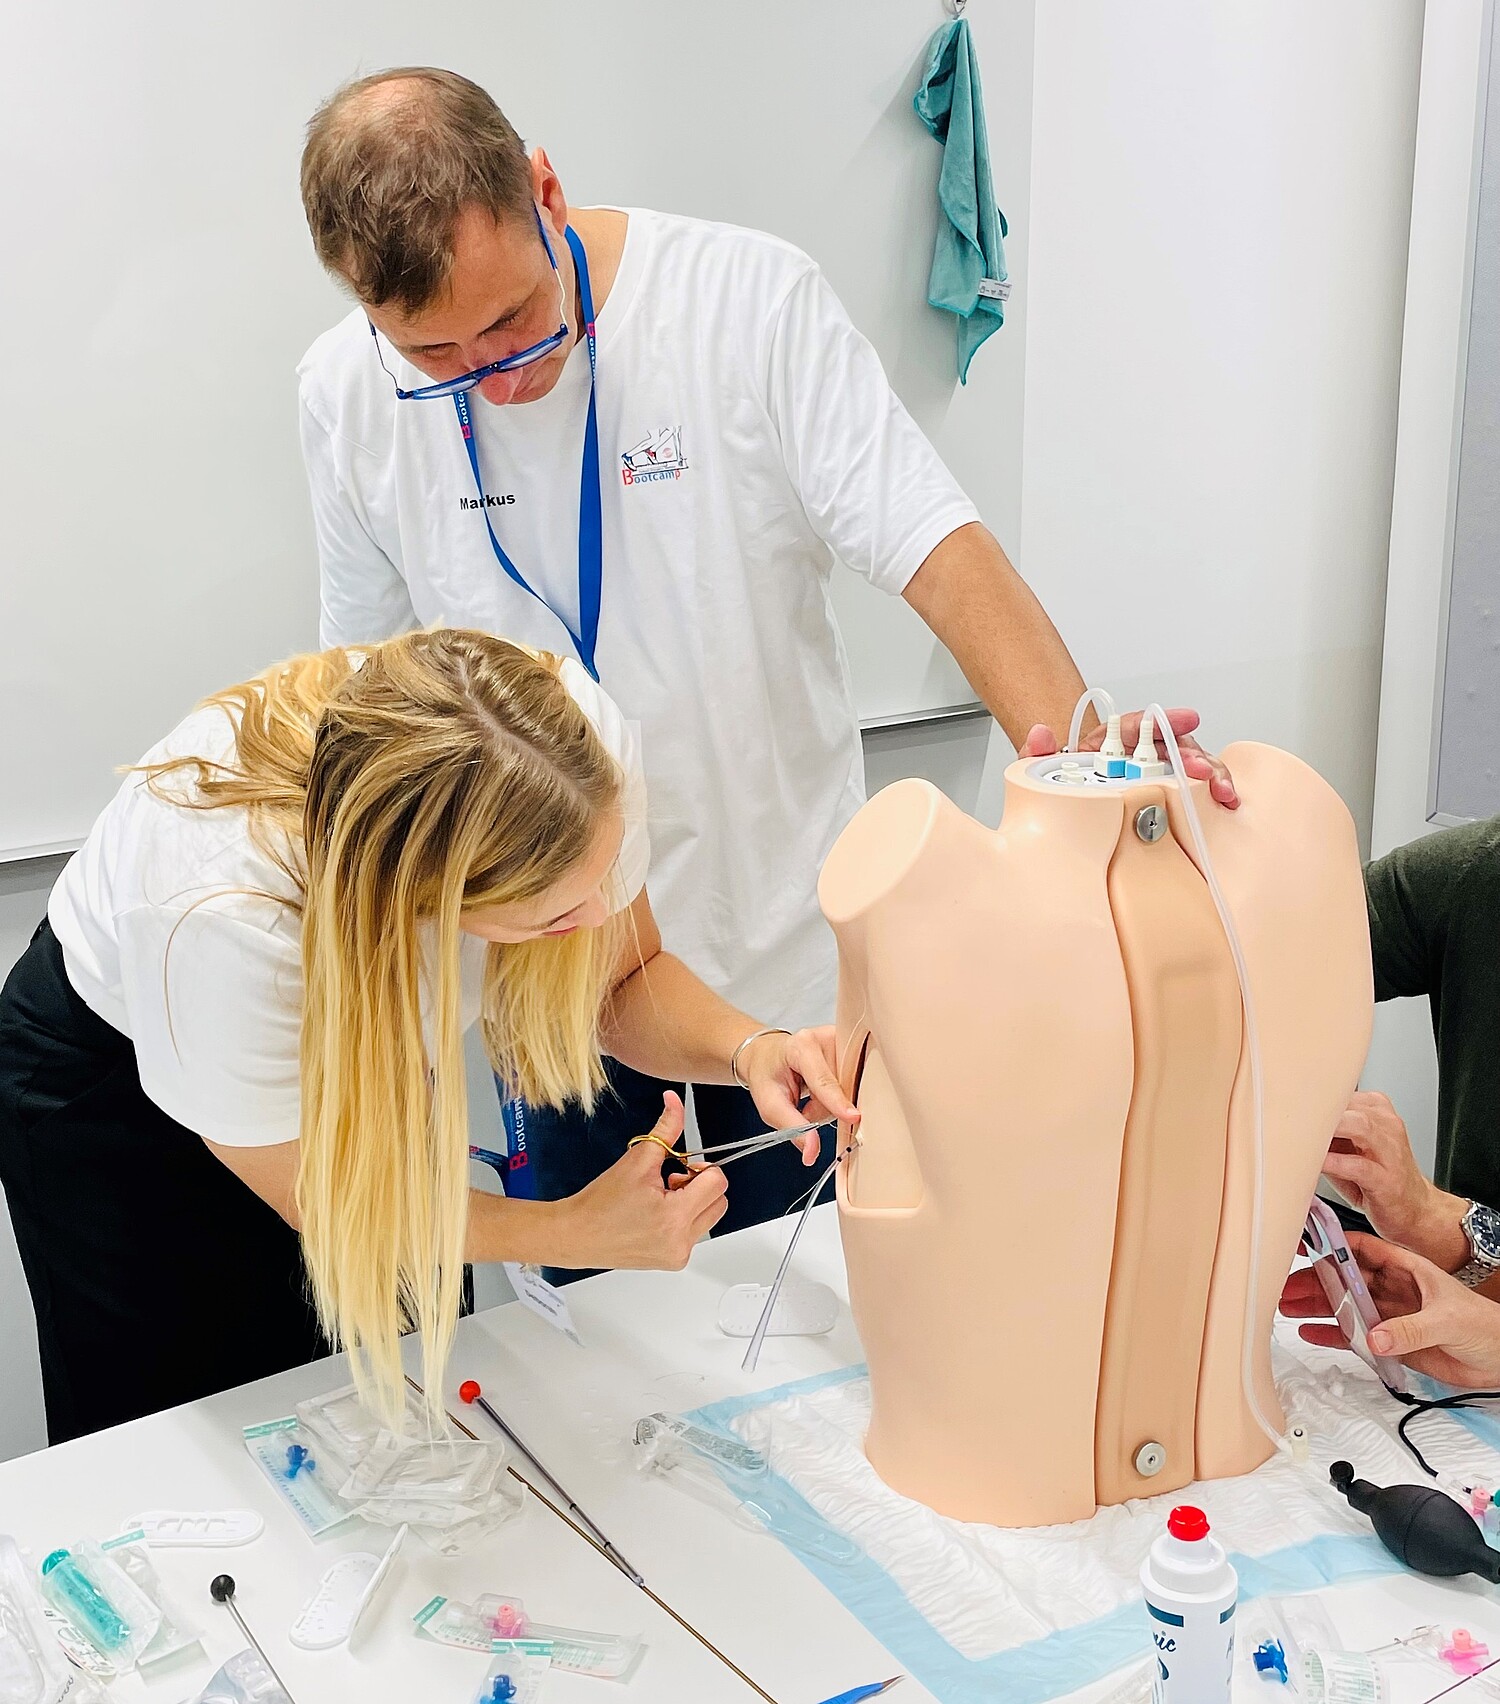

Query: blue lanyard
[
  {"left": 469, "top": 1099, "right": 537, "bottom": 1200},
  {"left": 452, "top": 224, "right": 603, "bottom": 682}
]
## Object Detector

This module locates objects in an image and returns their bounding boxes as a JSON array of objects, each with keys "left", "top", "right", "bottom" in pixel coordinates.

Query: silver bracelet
[{"left": 730, "top": 1027, "right": 790, "bottom": 1089}]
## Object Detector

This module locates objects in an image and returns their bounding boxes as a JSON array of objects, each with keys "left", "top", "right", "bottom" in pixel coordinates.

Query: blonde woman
[{"left": 0, "top": 630, "right": 852, "bottom": 1444}]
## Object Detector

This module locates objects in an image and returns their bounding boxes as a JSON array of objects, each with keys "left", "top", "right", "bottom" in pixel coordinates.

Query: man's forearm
[{"left": 902, "top": 521, "right": 1087, "bottom": 747}]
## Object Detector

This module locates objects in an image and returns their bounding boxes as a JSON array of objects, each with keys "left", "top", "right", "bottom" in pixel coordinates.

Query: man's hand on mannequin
[
  {"left": 1019, "top": 718, "right": 1238, "bottom": 807},
  {"left": 1320, "top": 1090, "right": 1471, "bottom": 1273},
  {"left": 903, "top": 523, "right": 1238, "bottom": 807}
]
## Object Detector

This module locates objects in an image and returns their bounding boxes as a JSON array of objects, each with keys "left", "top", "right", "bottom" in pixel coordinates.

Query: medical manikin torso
[{"left": 819, "top": 743, "right": 1371, "bottom": 1526}]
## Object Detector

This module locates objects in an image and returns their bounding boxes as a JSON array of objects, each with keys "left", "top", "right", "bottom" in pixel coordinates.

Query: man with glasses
[{"left": 296, "top": 67, "right": 1234, "bottom": 1272}]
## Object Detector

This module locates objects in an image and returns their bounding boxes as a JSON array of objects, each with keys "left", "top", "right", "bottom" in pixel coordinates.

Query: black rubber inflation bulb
[{"left": 1329, "top": 1460, "right": 1500, "bottom": 1582}]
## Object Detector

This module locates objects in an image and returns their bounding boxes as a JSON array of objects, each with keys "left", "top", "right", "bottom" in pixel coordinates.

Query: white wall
[
  {"left": 1019, "top": 0, "right": 1425, "bottom": 847},
  {"left": 1364, "top": 0, "right": 1494, "bottom": 1173},
  {"left": 0, "top": 0, "right": 1031, "bottom": 860}
]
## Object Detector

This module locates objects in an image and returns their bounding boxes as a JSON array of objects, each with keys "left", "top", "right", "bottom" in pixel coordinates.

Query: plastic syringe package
[
  {"left": 242, "top": 1417, "right": 354, "bottom": 1537},
  {"left": 414, "top": 1595, "right": 528, "bottom": 1654},
  {"left": 0, "top": 1533, "right": 106, "bottom": 1703},
  {"left": 96, "top": 1533, "right": 201, "bottom": 1666},
  {"left": 414, "top": 1594, "right": 642, "bottom": 1679},
  {"left": 495, "top": 1625, "right": 642, "bottom": 1680}
]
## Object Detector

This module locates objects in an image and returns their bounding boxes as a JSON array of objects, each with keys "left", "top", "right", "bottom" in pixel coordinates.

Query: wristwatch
[{"left": 1454, "top": 1200, "right": 1500, "bottom": 1289}]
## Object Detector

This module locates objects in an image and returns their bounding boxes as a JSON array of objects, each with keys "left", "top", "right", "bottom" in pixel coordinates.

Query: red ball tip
[
  {"left": 1167, "top": 1505, "right": 1210, "bottom": 1542},
  {"left": 458, "top": 1380, "right": 481, "bottom": 1404}
]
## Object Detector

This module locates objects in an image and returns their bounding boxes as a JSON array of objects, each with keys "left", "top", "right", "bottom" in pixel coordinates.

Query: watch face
[{"left": 1471, "top": 1202, "right": 1500, "bottom": 1263}]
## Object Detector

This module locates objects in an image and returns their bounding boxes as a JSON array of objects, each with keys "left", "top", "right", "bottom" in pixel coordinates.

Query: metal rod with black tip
[
  {"left": 210, "top": 1574, "right": 296, "bottom": 1702},
  {"left": 459, "top": 1379, "right": 644, "bottom": 1587}
]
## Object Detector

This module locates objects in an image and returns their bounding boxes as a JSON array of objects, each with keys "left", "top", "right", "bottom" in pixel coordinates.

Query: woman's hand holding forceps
[
  {"left": 733, "top": 1024, "right": 859, "bottom": 1161},
  {"left": 565, "top": 1093, "right": 729, "bottom": 1269}
]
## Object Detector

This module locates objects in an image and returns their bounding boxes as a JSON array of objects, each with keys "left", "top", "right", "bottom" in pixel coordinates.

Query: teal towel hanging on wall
[{"left": 914, "top": 17, "right": 1009, "bottom": 383}]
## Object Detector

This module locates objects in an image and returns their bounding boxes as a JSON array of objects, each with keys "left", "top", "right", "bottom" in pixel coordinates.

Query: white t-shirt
[
  {"left": 47, "top": 660, "right": 649, "bottom": 1148},
  {"left": 298, "top": 208, "right": 979, "bottom": 1028}
]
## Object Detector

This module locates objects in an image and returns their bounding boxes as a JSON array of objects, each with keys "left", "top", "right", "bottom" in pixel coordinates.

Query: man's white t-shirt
[
  {"left": 298, "top": 209, "right": 979, "bottom": 1029},
  {"left": 47, "top": 660, "right": 650, "bottom": 1148}
]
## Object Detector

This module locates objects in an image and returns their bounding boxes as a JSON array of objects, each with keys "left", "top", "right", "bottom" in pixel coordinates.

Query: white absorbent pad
[{"left": 684, "top": 1326, "right": 1500, "bottom": 1704}]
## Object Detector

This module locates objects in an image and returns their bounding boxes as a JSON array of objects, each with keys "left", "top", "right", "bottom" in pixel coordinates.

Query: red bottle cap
[
  {"left": 458, "top": 1380, "right": 481, "bottom": 1404},
  {"left": 1168, "top": 1505, "right": 1210, "bottom": 1542}
]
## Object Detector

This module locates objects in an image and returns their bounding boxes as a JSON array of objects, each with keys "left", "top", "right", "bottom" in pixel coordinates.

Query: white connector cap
[
  {"left": 1094, "top": 714, "right": 1128, "bottom": 778},
  {"left": 1126, "top": 711, "right": 1168, "bottom": 780}
]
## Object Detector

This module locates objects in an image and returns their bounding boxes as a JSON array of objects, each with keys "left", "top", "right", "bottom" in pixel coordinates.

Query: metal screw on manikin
[
  {"left": 1135, "top": 805, "right": 1168, "bottom": 844},
  {"left": 1134, "top": 1441, "right": 1167, "bottom": 1477}
]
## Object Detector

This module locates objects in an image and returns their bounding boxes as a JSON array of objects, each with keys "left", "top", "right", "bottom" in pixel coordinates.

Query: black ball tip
[{"left": 210, "top": 1574, "right": 235, "bottom": 1602}]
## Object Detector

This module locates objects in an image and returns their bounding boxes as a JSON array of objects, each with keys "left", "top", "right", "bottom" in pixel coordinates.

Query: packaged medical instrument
[
  {"left": 342, "top": 1430, "right": 507, "bottom": 1508},
  {"left": 0, "top": 1536, "right": 104, "bottom": 1704},
  {"left": 1139, "top": 1506, "right": 1236, "bottom": 1704},
  {"left": 471, "top": 1647, "right": 549, "bottom": 1704},
  {"left": 631, "top": 1432, "right": 768, "bottom": 1534},
  {"left": 414, "top": 1594, "right": 530, "bottom": 1653},
  {"left": 493, "top": 1623, "right": 643, "bottom": 1680},
  {"left": 290, "top": 1385, "right": 522, "bottom": 1548},
  {"left": 97, "top": 1533, "right": 201, "bottom": 1665},
  {"left": 631, "top": 1421, "right": 856, "bottom": 1563},
  {"left": 1270, "top": 1596, "right": 1341, "bottom": 1659},
  {"left": 632, "top": 1412, "right": 766, "bottom": 1475},
  {"left": 37, "top": 1611, "right": 113, "bottom": 1683},
  {"left": 186, "top": 1648, "right": 293, "bottom": 1704},
  {"left": 822, "top": 692, "right": 1372, "bottom": 1523},
  {"left": 413, "top": 1595, "right": 641, "bottom": 1678},
  {"left": 295, "top": 1383, "right": 415, "bottom": 1474},
  {"left": 1301, "top": 1649, "right": 1382, "bottom": 1703},
  {"left": 339, "top": 1438, "right": 521, "bottom": 1547},
  {"left": 243, "top": 1417, "right": 354, "bottom": 1537},
  {"left": 37, "top": 1540, "right": 161, "bottom": 1670}
]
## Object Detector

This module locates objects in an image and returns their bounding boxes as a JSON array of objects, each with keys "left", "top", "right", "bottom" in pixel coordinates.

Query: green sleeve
[{"left": 1364, "top": 820, "right": 1491, "bottom": 1002}]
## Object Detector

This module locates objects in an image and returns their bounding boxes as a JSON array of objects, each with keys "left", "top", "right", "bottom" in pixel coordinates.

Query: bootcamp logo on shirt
[{"left": 620, "top": 426, "right": 689, "bottom": 486}]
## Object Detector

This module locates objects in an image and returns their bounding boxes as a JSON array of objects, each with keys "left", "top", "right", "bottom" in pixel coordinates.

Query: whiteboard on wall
[
  {"left": 1431, "top": 0, "right": 1500, "bottom": 825},
  {"left": 0, "top": 1, "right": 1026, "bottom": 861}
]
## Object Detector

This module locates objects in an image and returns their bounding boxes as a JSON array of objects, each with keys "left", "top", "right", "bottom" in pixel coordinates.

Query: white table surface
[{"left": 8, "top": 1207, "right": 1500, "bottom": 1704}]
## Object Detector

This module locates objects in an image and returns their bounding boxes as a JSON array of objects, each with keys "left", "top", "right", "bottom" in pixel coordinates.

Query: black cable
[{"left": 1380, "top": 1385, "right": 1500, "bottom": 1481}]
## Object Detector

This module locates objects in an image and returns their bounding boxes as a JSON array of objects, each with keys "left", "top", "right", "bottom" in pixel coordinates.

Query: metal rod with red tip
[{"left": 459, "top": 1380, "right": 644, "bottom": 1587}]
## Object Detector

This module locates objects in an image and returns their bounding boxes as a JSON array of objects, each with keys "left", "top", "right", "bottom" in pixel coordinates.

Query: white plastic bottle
[{"left": 1141, "top": 1505, "right": 1237, "bottom": 1704}]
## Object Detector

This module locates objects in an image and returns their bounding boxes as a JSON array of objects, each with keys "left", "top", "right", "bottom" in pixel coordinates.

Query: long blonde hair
[{"left": 143, "top": 630, "right": 627, "bottom": 1416}]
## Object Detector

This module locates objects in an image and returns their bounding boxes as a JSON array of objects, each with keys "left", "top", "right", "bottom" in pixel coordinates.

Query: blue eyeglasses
[{"left": 369, "top": 206, "right": 570, "bottom": 401}]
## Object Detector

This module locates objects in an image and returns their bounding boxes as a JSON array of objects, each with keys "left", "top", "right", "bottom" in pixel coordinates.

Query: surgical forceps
[{"left": 629, "top": 1115, "right": 840, "bottom": 1176}]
